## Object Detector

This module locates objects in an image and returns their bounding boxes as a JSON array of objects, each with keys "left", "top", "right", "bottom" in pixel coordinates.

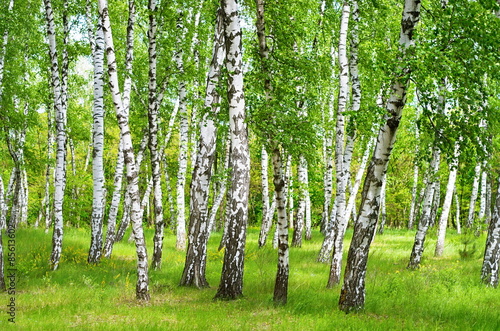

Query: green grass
[{"left": 1, "top": 226, "right": 499, "bottom": 330}]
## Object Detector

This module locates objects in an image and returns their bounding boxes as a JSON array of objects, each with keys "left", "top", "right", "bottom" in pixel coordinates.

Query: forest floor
[{"left": 1, "top": 226, "right": 498, "bottom": 330}]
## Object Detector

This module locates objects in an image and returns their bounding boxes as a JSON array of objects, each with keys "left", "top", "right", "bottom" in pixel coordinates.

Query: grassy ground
[{"left": 1, "top": 226, "right": 498, "bottom": 330}]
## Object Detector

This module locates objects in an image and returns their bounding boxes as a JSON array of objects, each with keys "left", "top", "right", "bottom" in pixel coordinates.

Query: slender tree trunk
[
  {"left": 339, "top": 0, "right": 421, "bottom": 312},
  {"left": 259, "top": 146, "right": 271, "bottom": 247},
  {"left": 87, "top": 5, "right": 106, "bottom": 264},
  {"left": 293, "top": 155, "right": 307, "bottom": 247},
  {"left": 467, "top": 163, "right": 481, "bottom": 227},
  {"left": 98, "top": 0, "right": 149, "bottom": 301},
  {"left": 214, "top": 0, "right": 250, "bottom": 300},
  {"left": 345, "top": 135, "right": 375, "bottom": 222},
  {"left": 408, "top": 147, "right": 440, "bottom": 269},
  {"left": 175, "top": 10, "right": 189, "bottom": 251},
  {"left": 180, "top": 8, "right": 224, "bottom": 287},
  {"left": 44, "top": 0, "right": 67, "bottom": 271},
  {"left": 272, "top": 147, "right": 289, "bottom": 304},
  {"left": 304, "top": 162, "right": 312, "bottom": 241},
  {"left": 377, "top": 178, "right": 387, "bottom": 235},
  {"left": 435, "top": 143, "right": 460, "bottom": 257},
  {"left": 479, "top": 164, "right": 488, "bottom": 222},
  {"left": 147, "top": 0, "right": 165, "bottom": 270},
  {"left": 326, "top": 3, "right": 351, "bottom": 286},
  {"left": 481, "top": 177, "right": 500, "bottom": 287},
  {"left": 103, "top": 138, "right": 124, "bottom": 258},
  {"left": 455, "top": 190, "right": 462, "bottom": 234}
]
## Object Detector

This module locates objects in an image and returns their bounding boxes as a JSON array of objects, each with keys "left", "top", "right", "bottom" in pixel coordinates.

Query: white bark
[
  {"left": 87, "top": 5, "right": 106, "bottom": 264},
  {"left": 479, "top": 164, "right": 488, "bottom": 222},
  {"left": 103, "top": 138, "right": 124, "bottom": 258},
  {"left": 44, "top": 0, "right": 67, "bottom": 270},
  {"left": 408, "top": 147, "right": 440, "bottom": 268},
  {"left": 455, "top": 190, "right": 461, "bottom": 234},
  {"left": 148, "top": 0, "right": 164, "bottom": 270},
  {"left": 175, "top": 10, "right": 189, "bottom": 251},
  {"left": 259, "top": 146, "right": 271, "bottom": 247},
  {"left": 339, "top": 0, "right": 421, "bottom": 312},
  {"left": 435, "top": 142, "right": 460, "bottom": 257},
  {"left": 327, "top": 3, "right": 350, "bottom": 285},
  {"left": 345, "top": 135, "right": 375, "bottom": 222},
  {"left": 98, "top": 0, "right": 149, "bottom": 301},
  {"left": 215, "top": 0, "right": 250, "bottom": 300},
  {"left": 293, "top": 155, "right": 308, "bottom": 247},
  {"left": 467, "top": 163, "right": 481, "bottom": 227},
  {"left": 180, "top": 8, "right": 225, "bottom": 287},
  {"left": 408, "top": 109, "right": 421, "bottom": 229},
  {"left": 481, "top": 176, "right": 500, "bottom": 287}
]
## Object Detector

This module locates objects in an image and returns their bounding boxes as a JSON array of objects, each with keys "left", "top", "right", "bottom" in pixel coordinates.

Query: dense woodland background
[{"left": 0, "top": 0, "right": 499, "bottom": 317}]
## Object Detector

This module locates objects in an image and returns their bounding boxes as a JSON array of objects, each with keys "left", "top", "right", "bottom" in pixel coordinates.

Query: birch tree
[
  {"left": 435, "top": 141, "right": 460, "bottom": 257},
  {"left": 481, "top": 176, "right": 500, "bottom": 287},
  {"left": 175, "top": 10, "right": 189, "bottom": 251},
  {"left": 180, "top": 7, "right": 225, "bottom": 287},
  {"left": 148, "top": 0, "right": 164, "bottom": 270},
  {"left": 339, "top": 0, "right": 422, "bottom": 312},
  {"left": 98, "top": 0, "right": 149, "bottom": 300},
  {"left": 44, "top": 0, "right": 67, "bottom": 270},
  {"left": 87, "top": 1, "right": 106, "bottom": 264},
  {"left": 214, "top": 0, "right": 250, "bottom": 300}
]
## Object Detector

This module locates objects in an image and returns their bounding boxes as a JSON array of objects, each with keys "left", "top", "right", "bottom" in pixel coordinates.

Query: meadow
[{"left": 1, "top": 226, "right": 498, "bottom": 330}]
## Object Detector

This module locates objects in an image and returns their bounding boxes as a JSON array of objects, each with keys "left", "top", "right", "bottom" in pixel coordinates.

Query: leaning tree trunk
[
  {"left": 435, "top": 142, "right": 460, "bottom": 257},
  {"left": 339, "top": 0, "right": 421, "bottom": 312},
  {"left": 180, "top": 7, "right": 224, "bottom": 287},
  {"left": 408, "top": 146, "right": 441, "bottom": 269},
  {"left": 103, "top": 138, "right": 124, "bottom": 258},
  {"left": 214, "top": 0, "right": 250, "bottom": 300},
  {"left": 44, "top": 0, "right": 67, "bottom": 271},
  {"left": 98, "top": 0, "right": 149, "bottom": 301},
  {"left": 87, "top": 4, "right": 106, "bottom": 264},
  {"left": 481, "top": 175, "right": 500, "bottom": 287}
]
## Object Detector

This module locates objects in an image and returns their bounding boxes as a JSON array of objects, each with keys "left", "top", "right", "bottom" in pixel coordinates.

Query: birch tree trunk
[
  {"left": 377, "top": 178, "right": 387, "bottom": 235},
  {"left": 103, "top": 138, "right": 124, "bottom": 258},
  {"left": 408, "top": 147, "right": 440, "bottom": 269},
  {"left": 455, "top": 190, "right": 462, "bottom": 234},
  {"left": 87, "top": 4, "right": 106, "bottom": 264},
  {"left": 147, "top": 0, "right": 165, "bottom": 270},
  {"left": 258, "top": 146, "right": 272, "bottom": 247},
  {"left": 481, "top": 177, "right": 500, "bottom": 287},
  {"left": 467, "top": 163, "right": 481, "bottom": 227},
  {"left": 98, "top": 0, "right": 149, "bottom": 301},
  {"left": 293, "top": 155, "right": 308, "bottom": 247},
  {"left": 326, "top": 3, "right": 351, "bottom": 285},
  {"left": 175, "top": 11, "right": 189, "bottom": 251},
  {"left": 479, "top": 163, "right": 488, "bottom": 222},
  {"left": 214, "top": 0, "right": 250, "bottom": 300},
  {"left": 180, "top": 7, "right": 224, "bottom": 287},
  {"left": 339, "top": 0, "right": 421, "bottom": 312},
  {"left": 44, "top": 0, "right": 67, "bottom": 270},
  {"left": 435, "top": 142, "right": 460, "bottom": 257},
  {"left": 272, "top": 146, "right": 289, "bottom": 304}
]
